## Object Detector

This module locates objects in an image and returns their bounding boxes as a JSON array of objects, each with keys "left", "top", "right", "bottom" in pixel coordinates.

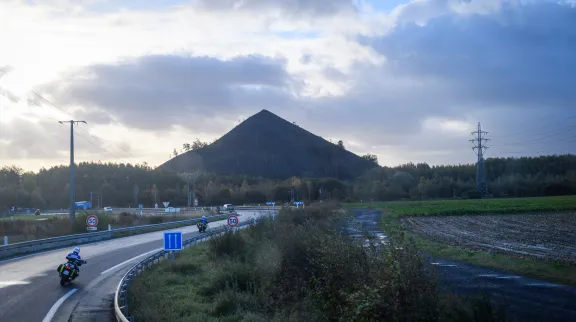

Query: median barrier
[
  {"left": 0, "top": 214, "right": 230, "bottom": 260},
  {"left": 0, "top": 207, "right": 279, "bottom": 260}
]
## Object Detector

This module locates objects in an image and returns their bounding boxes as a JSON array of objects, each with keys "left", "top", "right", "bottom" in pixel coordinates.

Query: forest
[{"left": 1, "top": 154, "right": 575, "bottom": 212}]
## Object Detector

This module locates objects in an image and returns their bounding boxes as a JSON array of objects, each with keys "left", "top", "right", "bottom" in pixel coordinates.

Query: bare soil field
[{"left": 401, "top": 212, "right": 576, "bottom": 264}]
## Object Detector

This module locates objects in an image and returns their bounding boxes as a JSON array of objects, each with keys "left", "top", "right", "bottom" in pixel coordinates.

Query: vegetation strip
[
  {"left": 354, "top": 196, "right": 576, "bottom": 285},
  {"left": 1, "top": 211, "right": 207, "bottom": 244},
  {"left": 129, "top": 203, "right": 504, "bottom": 322}
]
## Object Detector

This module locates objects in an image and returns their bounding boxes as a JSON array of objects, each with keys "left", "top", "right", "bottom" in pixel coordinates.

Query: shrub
[{"left": 130, "top": 204, "right": 505, "bottom": 322}]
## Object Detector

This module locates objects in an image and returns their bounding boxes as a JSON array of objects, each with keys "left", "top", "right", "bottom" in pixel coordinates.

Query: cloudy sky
[{"left": 0, "top": 0, "right": 575, "bottom": 172}]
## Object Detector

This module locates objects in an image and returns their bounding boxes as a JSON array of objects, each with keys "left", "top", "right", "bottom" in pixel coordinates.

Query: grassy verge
[
  {"left": 348, "top": 195, "right": 576, "bottom": 216},
  {"left": 129, "top": 203, "right": 505, "bottom": 322},
  {"left": 351, "top": 196, "right": 576, "bottom": 285},
  {"left": 0, "top": 211, "right": 207, "bottom": 243}
]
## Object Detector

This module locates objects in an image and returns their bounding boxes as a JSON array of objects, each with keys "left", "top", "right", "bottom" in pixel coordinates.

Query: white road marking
[
  {"left": 41, "top": 288, "right": 78, "bottom": 322},
  {"left": 0, "top": 280, "right": 30, "bottom": 288},
  {"left": 100, "top": 248, "right": 162, "bottom": 275}
]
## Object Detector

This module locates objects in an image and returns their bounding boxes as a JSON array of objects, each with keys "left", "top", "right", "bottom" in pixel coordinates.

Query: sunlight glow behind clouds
[{"left": 0, "top": 0, "right": 575, "bottom": 171}]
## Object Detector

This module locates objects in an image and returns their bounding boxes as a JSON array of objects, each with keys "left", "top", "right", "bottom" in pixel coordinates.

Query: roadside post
[
  {"left": 138, "top": 204, "right": 143, "bottom": 216},
  {"left": 86, "top": 215, "right": 98, "bottom": 231},
  {"left": 228, "top": 215, "right": 239, "bottom": 233},
  {"left": 164, "top": 232, "right": 183, "bottom": 265},
  {"left": 3, "top": 236, "right": 7, "bottom": 246},
  {"left": 266, "top": 201, "right": 276, "bottom": 220}
]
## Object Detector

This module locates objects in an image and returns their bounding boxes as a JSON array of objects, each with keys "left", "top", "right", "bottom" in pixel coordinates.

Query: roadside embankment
[{"left": 128, "top": 202, "right": 504, "bottom": 322}]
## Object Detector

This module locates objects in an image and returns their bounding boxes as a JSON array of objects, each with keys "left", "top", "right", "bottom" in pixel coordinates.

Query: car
[
  {"left": 103, "top": 207, "right": 113, "bottom": 212},
  {"left": 223, "top": 204, "right": 236, "bottom": 213}
]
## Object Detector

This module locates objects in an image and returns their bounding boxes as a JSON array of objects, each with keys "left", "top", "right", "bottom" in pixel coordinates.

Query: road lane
[{"left": 0, "top": 210, "right": 267, "bottom": 322}]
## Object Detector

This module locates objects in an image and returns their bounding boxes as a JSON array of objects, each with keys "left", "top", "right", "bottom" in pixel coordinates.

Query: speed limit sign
[
  {"left": 86, "top": 215, "right": 99, "bottom": 227},
  {"left": 227, "top": 215, "right": 238, "bottom": 227}
]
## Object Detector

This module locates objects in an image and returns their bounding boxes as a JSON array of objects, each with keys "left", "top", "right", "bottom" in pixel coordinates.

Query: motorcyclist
[
  {"left": 201, "top": 215, "right": 208, "bottom": 225},
  {"left": 65, "top": 247, "right": 87, "bottom": 279}
]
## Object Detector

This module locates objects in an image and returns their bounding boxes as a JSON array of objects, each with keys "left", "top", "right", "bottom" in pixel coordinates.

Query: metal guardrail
[
  {"left": 114, "top": 221, "right": 253, "bottom": 322},
  {"left": 0, "top": 214, "right": 232, "bottom": 260}
]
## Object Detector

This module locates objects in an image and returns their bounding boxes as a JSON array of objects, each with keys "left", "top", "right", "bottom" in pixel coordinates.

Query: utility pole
[
  {"left": 59, "top": 120, "right": 86, "bottom": 220},
  {"left": 470, "top": 122, "right": 489, "bottom": 197},
  {"left": 179, "top": 172, "right": 198, "bottom": 207}
]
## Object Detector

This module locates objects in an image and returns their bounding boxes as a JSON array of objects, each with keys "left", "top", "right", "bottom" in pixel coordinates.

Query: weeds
[{"left": 129, "top": 203, "right": 505, "bottom": 322}]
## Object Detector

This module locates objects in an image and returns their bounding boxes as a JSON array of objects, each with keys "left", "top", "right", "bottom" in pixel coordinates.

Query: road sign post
[
  {"left": 266, "top": 201, "right": 276, "bottom": 220},
  {"left": 138, "top": 204, "right": 143, "bottom": 216},
  {"left": 227, "top": 215, "right": 239, "bottom": 232},
  {"left": 164, "top": 232, "right": 183, "bottom": 265},
  {"left": 86, "top": 215, "right": 98, "bottom": 231},
  {"left": 164, "top": 232, "right": 183, "bottom": 251}
]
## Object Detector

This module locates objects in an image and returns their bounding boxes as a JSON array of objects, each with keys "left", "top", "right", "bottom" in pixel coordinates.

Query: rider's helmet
[
  {"left": 72, "top": 247, "right": 80, "bottom": 254},
  {"left": 202, "top": 215, "right": 206, "bottom": 220}
]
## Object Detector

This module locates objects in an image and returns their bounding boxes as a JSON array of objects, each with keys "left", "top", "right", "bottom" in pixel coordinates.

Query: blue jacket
[
  {"left": 66, "top": 253, "right": 83, "bottom": 265},
  {"left": 201, "top": 218, "right": 208, "bottom": 224}
]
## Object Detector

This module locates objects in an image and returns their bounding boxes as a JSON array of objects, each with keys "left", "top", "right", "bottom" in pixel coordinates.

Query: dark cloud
[
  {"left": 38, "top": 1, "right": 576, "bottom": 165},
  {"left": 194, "top": 0, "right": 357, "bottom": 17},
  {"left": 300, "top": 0, "right": 576, "bottom": 162},
  {"left": 45, "top": 55, "right": 298, "bottom": 131},
  {"left": 367, "top": 1, "right": 576, "bottom": 110}
]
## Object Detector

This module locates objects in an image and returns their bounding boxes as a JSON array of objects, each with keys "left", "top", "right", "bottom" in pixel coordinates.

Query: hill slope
[{"left": 159, "top": 109, "right": 377, "bottom": 179}]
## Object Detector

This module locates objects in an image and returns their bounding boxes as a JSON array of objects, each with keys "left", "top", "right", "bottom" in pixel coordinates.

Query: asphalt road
[
  {"left": 0, "top": 210, "right": 269, "bottom": 322},
  {"left": 349, "top": 209, "right": 576, "bottom": 322}
]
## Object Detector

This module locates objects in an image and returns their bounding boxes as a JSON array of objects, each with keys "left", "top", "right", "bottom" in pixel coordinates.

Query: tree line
[{"left": 1, "top": 154, "right": 575, "bottom": 212}]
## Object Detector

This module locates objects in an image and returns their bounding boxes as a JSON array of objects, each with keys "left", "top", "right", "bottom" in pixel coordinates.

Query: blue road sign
[
  {"left": 138, "top": 204, "right": 143, "bottom": 209},
  {"left": 164, "top": 232, "right": 183, "bottom": 251},
  {"left": 293, "top": 201, "right": 303, "bottom": 205},
  {"left": 266, "top": 201, "right": 276, "bottom": 206}
]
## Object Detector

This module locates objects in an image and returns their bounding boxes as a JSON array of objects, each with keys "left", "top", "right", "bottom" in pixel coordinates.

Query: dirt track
[{"left": 401, "top": 212, "right": 576, "bottom": 264}]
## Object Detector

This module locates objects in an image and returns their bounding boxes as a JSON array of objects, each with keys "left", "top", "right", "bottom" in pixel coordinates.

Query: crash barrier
[
  {"left": 0, "top": 214, "right": 233, "bottom": 260},
  {"left": 114, "top": 221, "right": 253, "bottom": 322},
  {"left": 114, "top": 205, "right": 279, "bottom": 214}
]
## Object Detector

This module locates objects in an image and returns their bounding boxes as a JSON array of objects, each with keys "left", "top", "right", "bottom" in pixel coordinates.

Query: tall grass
[
  {"left": 0, "top": 211, "right": 205, "bottom": 243},
  {"left": 129, "top": 203, "right": 506, "bottom": 322}
]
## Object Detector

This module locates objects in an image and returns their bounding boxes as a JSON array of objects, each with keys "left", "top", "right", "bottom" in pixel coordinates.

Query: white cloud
[{"left": 1, "top": 0, "right": 575, "bottom": 172}]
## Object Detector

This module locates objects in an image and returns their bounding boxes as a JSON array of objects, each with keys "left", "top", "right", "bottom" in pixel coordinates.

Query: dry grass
[{"left": 0, "top": 211, "right": 206, "bottom": 243}]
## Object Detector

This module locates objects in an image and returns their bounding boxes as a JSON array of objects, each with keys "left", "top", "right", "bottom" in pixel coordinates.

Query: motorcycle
[
  {"left": 57, "top": 259, "right": 87, "bottom": 286},
  {"left": 197, "top": 222, "right": 208, "bottom": 233}
]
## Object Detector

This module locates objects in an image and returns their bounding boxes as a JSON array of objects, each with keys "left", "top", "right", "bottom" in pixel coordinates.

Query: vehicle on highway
[
  {"left": 75, "top": 200, "right": 92, "bottom": 210},
  {"left": 57, "top": 247, "right": 87, "bottom": 286},
  {"left": 223, "top": 204, "right": 236, "bottom": 213},
  {"left": 197, "top": 215, "right": 208, "bottom": 232},
  {"left": 103, "top": 206, "right": 113, "bottom": 212},
  {"left": 197, "top": 222, "right": 208, "bottom": 232}
]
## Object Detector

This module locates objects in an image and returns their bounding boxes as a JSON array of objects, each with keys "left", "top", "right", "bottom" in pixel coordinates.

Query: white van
[{"left": 223, "top": 204, "right": 235, "bottom": 213}]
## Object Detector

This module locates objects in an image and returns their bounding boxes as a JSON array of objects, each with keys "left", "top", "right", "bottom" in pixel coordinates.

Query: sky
[{"left": 0, "top": 0, "right": 575, "bottom": 172}]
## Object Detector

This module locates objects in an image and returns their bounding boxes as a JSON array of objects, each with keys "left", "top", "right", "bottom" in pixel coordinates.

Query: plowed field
[{"left": 401, "top": 212, "right": 576, "bottom": 264}]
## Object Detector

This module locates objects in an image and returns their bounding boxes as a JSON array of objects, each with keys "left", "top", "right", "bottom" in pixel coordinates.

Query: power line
[
  {"left": 28, "top": 92, "right": 134, "bottom": 158},
  {"left": 470, "top": 122, "right": 489, "bottom": 197},
  {"left": 491, "top": 115, "right": 576, "bottom": 140},
  {"left": 497, "top": 126, "right": 576, "bottom": 147}
]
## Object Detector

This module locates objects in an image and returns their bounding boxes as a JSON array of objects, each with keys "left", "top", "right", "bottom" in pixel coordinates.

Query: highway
[{"left": 0, "top": 210, "right": 267, "bottom": 322}]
